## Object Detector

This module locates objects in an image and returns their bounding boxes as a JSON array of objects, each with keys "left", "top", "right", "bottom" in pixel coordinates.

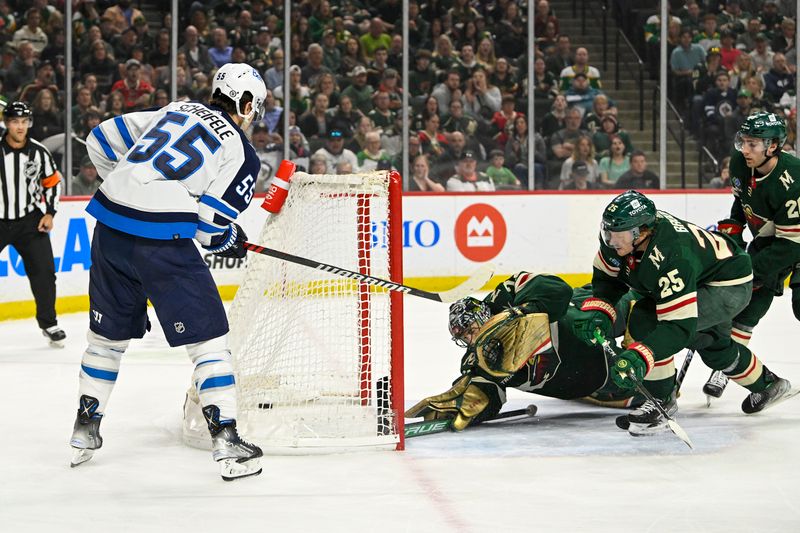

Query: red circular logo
[{"left": 454, "top": 203, "right": 507, "bottom": 262}]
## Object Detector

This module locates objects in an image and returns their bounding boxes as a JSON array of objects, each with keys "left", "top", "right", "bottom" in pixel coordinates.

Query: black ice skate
[
  {"left": 742, "top": 372, "right": 797, "bottom": 414},
  {"left": 42, "top": 326, "right": 66, "bottom": 348},
  {"left": 70, "top": 395, "right": 103, "bottom": 467},
  {"left": 625, "top": 397, "right": 678, "bottom": 437},
  {"left": 203, "top": 405, "right": 263, "bottom": 481},
  {"left": 702, "top": 370, "right": 728, "bottom": 406}
]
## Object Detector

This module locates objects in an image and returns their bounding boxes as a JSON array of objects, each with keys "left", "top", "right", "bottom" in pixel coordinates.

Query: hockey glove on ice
[
  {"left": 205, "top": 223, "right": 248, "bottom": 259},
  {"left": 404, "top": 375, "right": 492, "bottom": 431},
  {"left": 609, "top": 345, "right": 652, "bottom": 391},
  {"left": 574, "top": 298, "right": 616, "bottom": 345},
  {"left": 716, "top": 218, "right": 746, "bottom": 249}
]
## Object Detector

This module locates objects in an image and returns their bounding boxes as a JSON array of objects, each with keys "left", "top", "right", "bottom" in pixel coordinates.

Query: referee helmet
[{"left": 4, "top": 101, "right": 32, "bottom": 119}]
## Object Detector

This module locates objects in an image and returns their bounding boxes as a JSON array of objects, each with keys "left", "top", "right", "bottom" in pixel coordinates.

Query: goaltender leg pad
[
  {"left": 78, "top": 331, "right": 129, "bottom": 413},
  {"left": 473, "top": 312, "right": 552, "bottom": 380},
  {"left": 187, "top": 336, "right": 238, "bottom": 422}
]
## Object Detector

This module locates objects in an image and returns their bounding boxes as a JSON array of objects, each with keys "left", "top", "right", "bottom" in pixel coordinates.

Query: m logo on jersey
[
  {"left": 92, "top": 310, "right": 103, "bottom": 324},
  {"left": 648, "top": 245, "right": 665, "bottom": 269},
  {"left": 780, "top": 170, "right": 794, "bottom": 191}
]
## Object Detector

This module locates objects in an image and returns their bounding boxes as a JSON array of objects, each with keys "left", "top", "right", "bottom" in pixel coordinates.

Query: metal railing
[
  {"left": 651, "top": 86, "right": 686, "bottom": 187},
  {"left": 698, "top": 146, "right": 719, "bottom": 189},
  {"left": 615, "top": 29, "right": 645, "bottom": 130},
  {"left": 578, "top": 0, "right": 609, "bottom": 72}
]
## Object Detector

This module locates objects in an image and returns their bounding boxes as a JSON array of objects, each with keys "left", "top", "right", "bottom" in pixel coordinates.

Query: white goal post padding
[{"left": 183, "top": 170, "right": 404, "bottom": 453}]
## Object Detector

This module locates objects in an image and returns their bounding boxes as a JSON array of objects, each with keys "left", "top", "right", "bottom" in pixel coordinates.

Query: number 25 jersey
[
  {"left": 85, "top": 101, "right": 260, "bottom": 245},
  {"left": 592, "top": 211, "right": 752, "bottom": 358}
]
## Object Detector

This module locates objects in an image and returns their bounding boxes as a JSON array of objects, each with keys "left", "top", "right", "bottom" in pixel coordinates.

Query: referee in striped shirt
[{"left": 0, "top": 101, "right": 66, "bottom": 345}]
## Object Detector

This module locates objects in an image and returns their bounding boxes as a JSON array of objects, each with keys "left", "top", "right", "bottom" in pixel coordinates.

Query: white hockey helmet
[{"left": 212, "top": 63, "right": 268, "bottom": 121}]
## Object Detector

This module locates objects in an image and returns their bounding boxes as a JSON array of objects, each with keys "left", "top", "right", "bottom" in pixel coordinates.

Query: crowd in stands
[
  {"left": 623, "top": 0, "right": 796, "bottom": 185},
  {"left": 0, "top": 1, "right": 795, "bottom": 193}
]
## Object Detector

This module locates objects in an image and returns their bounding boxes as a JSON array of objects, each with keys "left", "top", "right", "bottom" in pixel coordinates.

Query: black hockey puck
[{"left": 257, "top": 402, "right": 273, "bottom": 409}]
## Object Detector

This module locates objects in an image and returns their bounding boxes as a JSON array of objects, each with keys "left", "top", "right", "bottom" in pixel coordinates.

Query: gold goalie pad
[{"left": 473, "top": 311, "right": 552, "bottom": 379}]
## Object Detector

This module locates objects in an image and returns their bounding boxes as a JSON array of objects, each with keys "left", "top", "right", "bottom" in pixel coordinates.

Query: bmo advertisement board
[{"left": 0, "top": 191, "right": 734, "bottom": 318}]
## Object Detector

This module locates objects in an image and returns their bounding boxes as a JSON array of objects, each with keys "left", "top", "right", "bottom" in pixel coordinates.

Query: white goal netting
[{"left": 227, "top": 170, "right": 401, "bottom": 451}]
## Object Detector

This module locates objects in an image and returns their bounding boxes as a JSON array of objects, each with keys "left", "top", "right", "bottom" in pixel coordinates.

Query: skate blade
[
  {"left": 49, "top": 340, "right": 65, "bottom": 349},
  {"left": 70, "top": 448, "right": 95, "bottom": 468},
  {"left": 219, "top": 457, "right": 262, "bottom": 481},
  {"left": 705, "top": 395, "right": 713, "bottom": 407}
]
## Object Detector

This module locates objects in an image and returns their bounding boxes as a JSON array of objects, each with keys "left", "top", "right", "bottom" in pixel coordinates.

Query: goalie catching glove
[
  {"left": 204, "top": 223, "right": 248, "bottom": 259},
  {"left": 405, "top": 375, "right": 498, "bottom": 431}
]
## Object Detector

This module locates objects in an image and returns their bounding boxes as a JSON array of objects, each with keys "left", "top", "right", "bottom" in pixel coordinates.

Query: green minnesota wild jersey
[
  {"left": 461, "top": 272, "right": 636, "bottom": 404},
  {"left": 592, "top": 211, "right": 752, "bottom": 359},
  {"left": 728, "top": 149, "right": 800, "bottom": 280}
]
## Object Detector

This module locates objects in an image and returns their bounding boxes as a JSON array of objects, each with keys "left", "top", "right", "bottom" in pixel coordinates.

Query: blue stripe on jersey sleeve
[
  {"left": 91, "top": 125, "right": 118, "bottom": 162},
  {"left": 197, "top": 220, "right": 226, "bottom": 234},
  {"left": 87, "top": 197, "right": 198, "bottom": 240},
  {"left": 199, "top": 194, "right": 238, "bottom": 219},
  {"left": 114, "top": 116, "right": 135, "bottom": 150}
]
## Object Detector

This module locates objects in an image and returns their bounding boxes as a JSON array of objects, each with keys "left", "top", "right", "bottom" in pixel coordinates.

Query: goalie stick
[
  {"left": 404, "top": 404, "right": 538, "bottom": 438},
  {"left": 242, "top": 241, "right": 495, "bottom": 303},
  {"left": 596, "top": 333, "right": 694, "bottom": 449}
]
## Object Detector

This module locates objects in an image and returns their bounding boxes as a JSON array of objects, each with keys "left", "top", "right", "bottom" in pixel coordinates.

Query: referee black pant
[{"left": 0, "top": 211, "right": 58, "bottom": 330}]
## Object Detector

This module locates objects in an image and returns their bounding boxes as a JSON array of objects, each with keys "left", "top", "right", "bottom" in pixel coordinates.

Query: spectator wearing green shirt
[
  {"left": 359, "top": 18, "right": 392, "bottom": 61},
  {"left": 485, "top": 149, "right": 521, "bottom": 189},
  {"left": 598, "top": 134, "right": 631, "bottom": 188},
  {"left": 341, "top": 65, "right": 374, "bottom": 115}
]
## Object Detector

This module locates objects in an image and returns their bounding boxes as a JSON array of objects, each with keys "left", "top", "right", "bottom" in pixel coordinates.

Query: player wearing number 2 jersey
[
  {"left": 574, "top": 191, "right": 791, "bottom": 436},
  {"left": 704, "top": 112, "right": 800, "bottom": 401},
  {"left": 69, "top": 63, "right": 267, "bottom": 480}
]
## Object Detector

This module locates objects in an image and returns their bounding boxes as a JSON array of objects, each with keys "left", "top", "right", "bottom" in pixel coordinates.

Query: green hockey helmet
[
  {"left": 601, "top": 190, "right": 657, "bottom": 247},
  {"left": 735, "top": 111, "right": 787, "bottom": 153},
  {"left": 449, "top": 296, "right": 491, "bottom": 347}
]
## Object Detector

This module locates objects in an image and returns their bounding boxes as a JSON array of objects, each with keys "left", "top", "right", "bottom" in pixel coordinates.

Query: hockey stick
[
  {"left": 617, "top": 349, "right": 695, "bottom": 431},
  {"left": 596, "top": 333, "right": 694, "bottom": 449},
  {"left": 243, "top": 242, "right": 495, "bottom": 303},
  {"left": 675, "top": 350, "right": 695, "bottom": 394},
  {"left": 404, "top": 404, "right": 538, "bottom": 439}
]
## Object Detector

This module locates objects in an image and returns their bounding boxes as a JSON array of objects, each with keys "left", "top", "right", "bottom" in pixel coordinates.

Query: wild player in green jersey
[
  {"left": 574, "top": 191, "right": 792, "bottom": 435},
  {"left": 405, "top": 272, "right": 645, "bottom": 433},
  {"left": 706, "top": 112, "right": 800, "bottom": 401}
]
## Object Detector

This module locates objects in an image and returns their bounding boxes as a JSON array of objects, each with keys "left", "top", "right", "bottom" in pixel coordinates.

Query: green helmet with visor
[
  {"left": 734, "top": 111, "right": 787, "bottom": 154},
  {"left": 601, "top": 190, "right": 657, "bottom": 247}
]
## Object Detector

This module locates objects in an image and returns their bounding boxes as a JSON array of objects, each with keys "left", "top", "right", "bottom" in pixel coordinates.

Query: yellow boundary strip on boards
[{"left": 0, "top": 273, "right": 596, "bottom": 321}]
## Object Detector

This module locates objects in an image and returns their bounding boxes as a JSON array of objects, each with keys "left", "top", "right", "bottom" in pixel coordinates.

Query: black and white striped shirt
[{"left": 0, "top": 134, "right": 62, "bottom": 220}]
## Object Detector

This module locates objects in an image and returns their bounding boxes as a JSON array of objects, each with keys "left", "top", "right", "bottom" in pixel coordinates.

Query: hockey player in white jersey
[{"left": 69, "top": 63, "right": 267, "bottom": 481}]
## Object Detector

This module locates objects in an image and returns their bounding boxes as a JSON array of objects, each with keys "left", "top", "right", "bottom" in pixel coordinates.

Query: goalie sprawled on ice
[{"left": 406, "top": 272, "right": 646, "bottom": 433}]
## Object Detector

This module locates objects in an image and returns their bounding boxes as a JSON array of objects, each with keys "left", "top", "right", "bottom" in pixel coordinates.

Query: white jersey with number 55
[{"left": 85, "top": 100, "right": 260, "bottom": 245}]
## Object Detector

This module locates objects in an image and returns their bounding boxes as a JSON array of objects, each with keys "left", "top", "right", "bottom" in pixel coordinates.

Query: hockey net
[{"left": 197, "top": 170, "right": 404, "bottom": 452}]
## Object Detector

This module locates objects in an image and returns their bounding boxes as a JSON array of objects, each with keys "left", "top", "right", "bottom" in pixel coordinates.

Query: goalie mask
[{"left": 449, "top": 297, "right": 492, "bottom": 347}]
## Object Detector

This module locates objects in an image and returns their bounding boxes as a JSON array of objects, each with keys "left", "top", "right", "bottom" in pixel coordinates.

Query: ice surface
[{"left": 1, "top": 295, "right": 799, "bottom": 532}]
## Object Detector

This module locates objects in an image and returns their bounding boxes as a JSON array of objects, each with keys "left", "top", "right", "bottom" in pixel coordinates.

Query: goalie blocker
[{"left": 406, "top": 272, "right": 649, "bottom": 433}]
